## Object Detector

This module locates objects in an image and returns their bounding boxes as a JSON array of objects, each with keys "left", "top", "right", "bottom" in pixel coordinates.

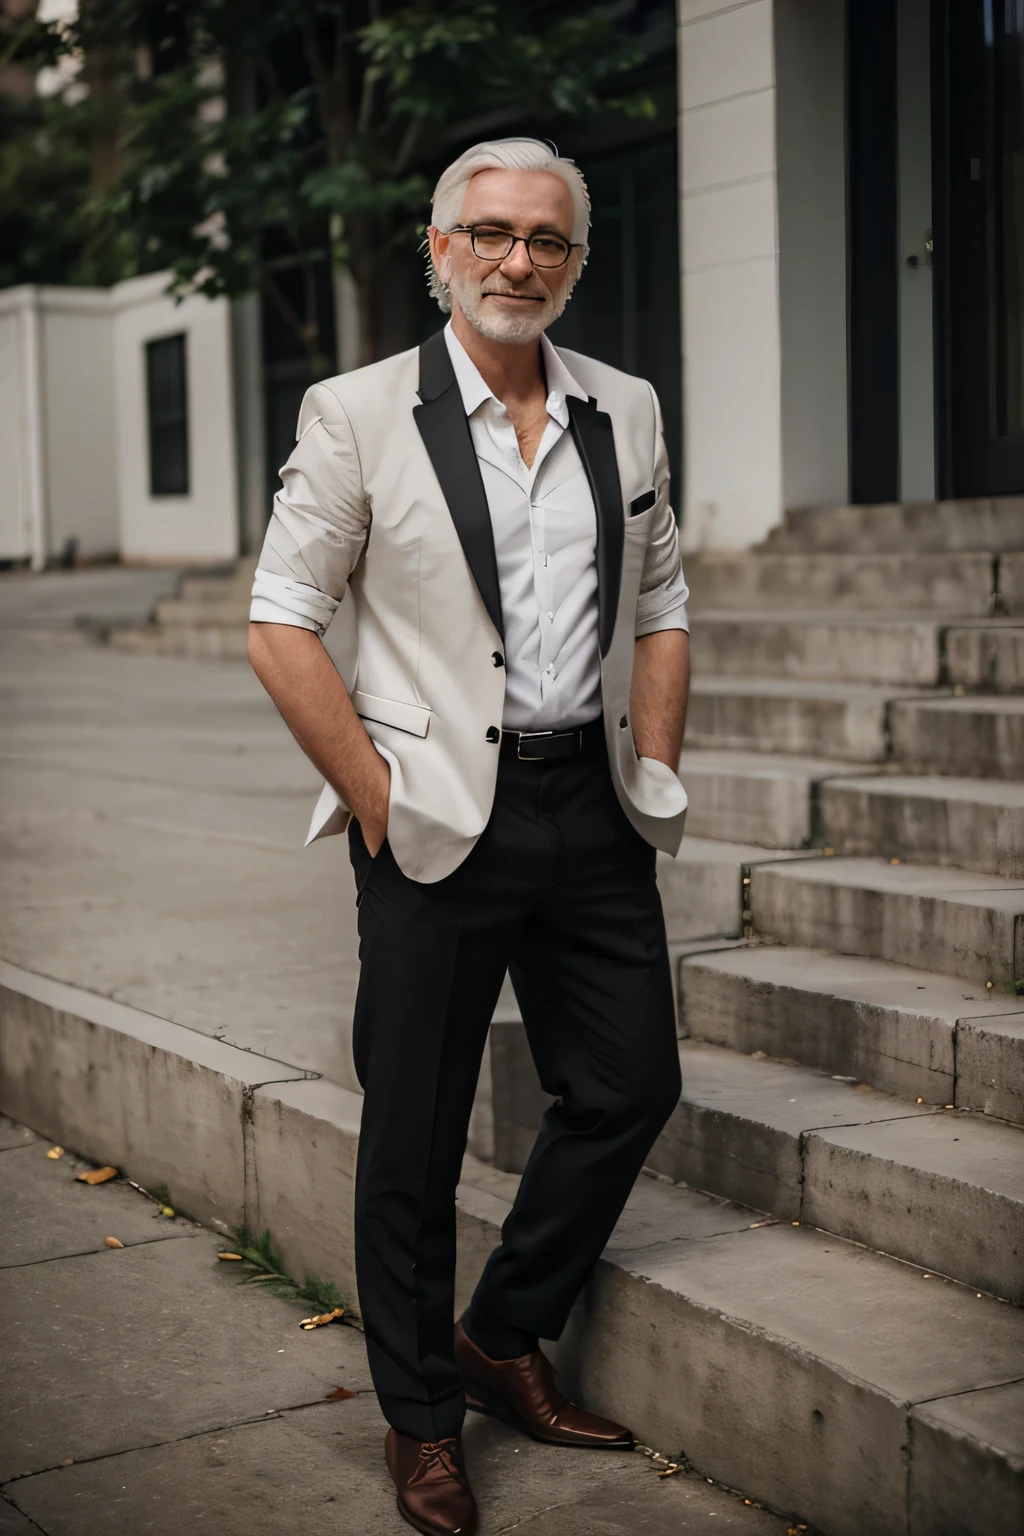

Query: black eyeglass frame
[{"left": 447, "top": 225, "right": 583, "bottom": 269}]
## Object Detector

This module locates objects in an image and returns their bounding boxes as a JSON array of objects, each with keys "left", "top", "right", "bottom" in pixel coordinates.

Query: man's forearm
[
  {"left": 630, "top": 628, "right": 690, "bottom": 769},
  {"left": 247, "top": 621, "right": 389, "bottom": 850}
]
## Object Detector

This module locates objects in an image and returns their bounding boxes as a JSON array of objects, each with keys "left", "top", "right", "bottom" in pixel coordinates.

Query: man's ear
[{"left": 427, "top": 225, "right": 450, "bottom": 281}]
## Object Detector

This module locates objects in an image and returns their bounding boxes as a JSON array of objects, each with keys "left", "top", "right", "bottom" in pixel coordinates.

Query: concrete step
[
  {"left": 650, "top": 1041, "right": 1024, "bottom": 1303},
  {"left": 687, "top": 677, "right": 913, "bottom": 761},
  {"left": 177, "top": 558, "right": 258, "bottom": 603},
  {"left": 679, "top": 749, "right": 852, "bottom": 847},
  {"left": 679, "top": 943, "right": 1024, "bottom": 1120},
  {"left": 489, "top": 1005, "right": 1024, "bottom": 1301},
  {"left": 947, "top": 620, "right": 1024, "bottom": 692},
  {"left": 690, "top": 611, "right": 950, "bottom": 686},
  {"left": 1002, "top": 551, "right": 1024, "bottom": 615},
  {"left": 748, "top": 856, "right": 1024, "bottom": 988},
  {"left": 687, "top": 550, "right": 997, "bottom": 615},
  {"left": 762, "top": 496, "right": 1024, "bottom": 554},
  {"left": 154, "top": 597, "right": 251, "bottom": 628},
  {"left": 821, "top": 774, "right": 1024, "bottom": 878},
  {"left": 656, "top": 840, "right": 820, "bottom": 942},
  {"left": 5, "top": 960, "right": 1024, "bottom": 1536},
  {"left": 889, "top": 695, "right": 1024, "bottom": 780},
  {"left": 105, "top": 623, "right": 249, "bottom": 660}
]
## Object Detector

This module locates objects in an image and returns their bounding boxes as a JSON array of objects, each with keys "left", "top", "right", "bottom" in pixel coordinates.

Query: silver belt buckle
[{"left": 517, "top": 730, "right": 555, "bottom": 761}]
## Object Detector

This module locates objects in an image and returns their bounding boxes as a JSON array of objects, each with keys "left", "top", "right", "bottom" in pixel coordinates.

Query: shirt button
[
  {"left": 485, "top": 726, "right": 500, "bottom": 744},
  {"left": 492, "top": 652, "right": 504, "bottom": 668},
  {"left": 546, "top": 611, "right": 554, "bottom": 621}
]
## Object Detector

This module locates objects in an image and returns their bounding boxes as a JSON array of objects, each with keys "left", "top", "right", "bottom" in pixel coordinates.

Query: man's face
[{"left": 430, "top": 168, "right": 581, "bottom": 344}]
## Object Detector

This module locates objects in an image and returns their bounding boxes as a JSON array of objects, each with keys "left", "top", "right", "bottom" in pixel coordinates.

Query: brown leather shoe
[
  {"left": 384, "top": 1428, "right": 478, "bottom": 1536},
  {"left": 454, "top": 1320, "right": 634, "bottom": 1450}
]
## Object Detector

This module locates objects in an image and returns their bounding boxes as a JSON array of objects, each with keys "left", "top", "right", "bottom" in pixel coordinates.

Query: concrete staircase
[
  {"left": 492, "top": 497, "right": 1024, "bottom": 1535},
  {"left": 105, "top": 559, "right": 256, "bottom": 658}
]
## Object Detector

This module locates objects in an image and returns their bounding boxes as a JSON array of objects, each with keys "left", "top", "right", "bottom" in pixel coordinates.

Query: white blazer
[{"left": 252, "top": 329, "right": 688, "bottom": 884}]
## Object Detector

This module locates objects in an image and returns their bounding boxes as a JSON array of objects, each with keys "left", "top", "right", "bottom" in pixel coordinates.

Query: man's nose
[{"left": 498, "top": 241, "right": 536, "bottom": 282}]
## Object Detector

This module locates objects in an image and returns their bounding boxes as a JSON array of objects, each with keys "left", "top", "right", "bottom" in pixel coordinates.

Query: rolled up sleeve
[
  {"left": 250, "top": 382, "right": 370, "bottom": 637},
  {"left": 636, "top": 382, "right": 689, "bottom": 637}
]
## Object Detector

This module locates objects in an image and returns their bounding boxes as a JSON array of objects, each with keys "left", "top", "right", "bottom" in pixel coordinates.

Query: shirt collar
[{"left": 443, "top": 322, "right": 588, "bottom": 429}]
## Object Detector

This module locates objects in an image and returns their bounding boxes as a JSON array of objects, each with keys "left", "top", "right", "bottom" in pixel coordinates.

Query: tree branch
[{"left": 393, "top": 110, "right": 425, "bottom": 176}]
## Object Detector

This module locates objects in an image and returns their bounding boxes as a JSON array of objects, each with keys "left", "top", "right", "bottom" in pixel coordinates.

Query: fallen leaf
[
  {"left": 159, "top": 1206, "right": 175, "bottom": 1217},
  {"left": 47, "top": 1147, "right": 64, "bottom": 1160},
  {"left": 299, "top": 1306, "right": 345, "bottom": 1330},
  {"left": 104, "top": 1236, "right": 124, "bottom": 1249},
  {"left": 75, "top": 1166, "right": 118, "bottom": 1185},
  {"left": 218, "top": 1252, "right": 244, "bottom": 1262},
  {"left": 325, "top": 1386, "right": 357, "bottom": 1402}
]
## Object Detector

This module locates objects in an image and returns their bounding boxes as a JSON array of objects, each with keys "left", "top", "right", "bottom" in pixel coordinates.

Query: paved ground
[
  {"left": 0, "top": 1115, "right": 793, "bottom": 1535},
  {"left": 0, "top": 568, "right": 363, "bottom": 1091}
]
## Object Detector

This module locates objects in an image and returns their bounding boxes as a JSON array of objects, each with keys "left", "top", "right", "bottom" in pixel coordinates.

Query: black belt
[{"left": 499, "top": 717, "right": 605, "bottom": 763}]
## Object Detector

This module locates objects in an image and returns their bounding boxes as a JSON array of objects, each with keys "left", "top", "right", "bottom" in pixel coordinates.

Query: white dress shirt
[
  {"left": 250, "top": 325, "right": 689, "bottom": 732},
  {"left": 443, "top": 325, "right": 687, "bottom": 732}
]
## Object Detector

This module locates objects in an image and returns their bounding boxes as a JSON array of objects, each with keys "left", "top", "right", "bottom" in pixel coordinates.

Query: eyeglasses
[{"left": 448, "top": 225, "right": 581, "bottom": 269}]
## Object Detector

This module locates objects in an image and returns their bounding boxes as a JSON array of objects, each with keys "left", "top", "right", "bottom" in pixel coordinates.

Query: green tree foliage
[{"left": 2, "top": 1, "right": 653, "bottom": 366}]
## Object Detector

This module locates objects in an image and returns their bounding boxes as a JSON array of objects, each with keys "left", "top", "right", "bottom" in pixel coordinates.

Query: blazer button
[
  {"left": 492, "top": 651, "right": 505, "bottom": 668},
  {"left": 485, "top": 726, "right": 500, "bottom": 744}
]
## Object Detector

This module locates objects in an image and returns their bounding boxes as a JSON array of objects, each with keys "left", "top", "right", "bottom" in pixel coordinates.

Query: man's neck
[{"left": 450, "top": 308, "right": 547, "bottom": 407}]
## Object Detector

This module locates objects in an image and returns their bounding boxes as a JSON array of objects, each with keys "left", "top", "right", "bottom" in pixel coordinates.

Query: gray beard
[{"left": 450, "top": 270, "right": 567, "bottom": 344}]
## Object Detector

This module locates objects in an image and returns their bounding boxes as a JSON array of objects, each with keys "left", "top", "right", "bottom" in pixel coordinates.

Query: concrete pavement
[
  {"left": 0, "top": 1114, "right": 791, "bottom": 1535},
  {"left": 0, "top": 568, "right": 363, "bottom": 1090}
]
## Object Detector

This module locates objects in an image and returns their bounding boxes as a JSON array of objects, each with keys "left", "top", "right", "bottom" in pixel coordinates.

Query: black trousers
[{"left": 347, "top": 730, "right": 681, "bottom": 1442}]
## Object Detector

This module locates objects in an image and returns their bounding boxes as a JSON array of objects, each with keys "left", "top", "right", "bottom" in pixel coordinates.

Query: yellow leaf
[
  {"left": 75, "top": 1166, "right": 118, "bottom": 1185},
  {"left": 217, "top": 1252, "right": 244, "bottom": 1261},
  {"left": 47, "top": 1147, "right": 64, "bottom": 1159},
  {"left": 105, "top": 1236, "right": 124, "bottom": 1249},
  {"left": 298, "top": 1306, "right": 345, "bottom": 1329},
  {"left": 160, "top": 1206, "right": 175, "bottom": 1217}
]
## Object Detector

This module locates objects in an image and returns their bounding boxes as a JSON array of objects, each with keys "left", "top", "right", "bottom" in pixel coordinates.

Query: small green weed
[{"left": 230, "top": 1225, "right": 348, "bottom": 1313}]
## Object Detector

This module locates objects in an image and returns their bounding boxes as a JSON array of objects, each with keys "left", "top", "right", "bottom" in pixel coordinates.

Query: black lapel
[
  {"left": 567, "top": 393, "right": 623, "bottom": 658},
  {"left": 413, "top": 329, "right": 503, "bottom": 640}
]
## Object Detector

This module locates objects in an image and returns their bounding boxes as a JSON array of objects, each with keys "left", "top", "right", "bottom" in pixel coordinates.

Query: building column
[
  {"left": 679, "top": 0, "right": 782, "bottom": 552},
  {"left": 679, "top": 0, "right": 849, "bottom": 552},
  {"left": 230, "top": 294, "right": 267, "bottom": 558}
]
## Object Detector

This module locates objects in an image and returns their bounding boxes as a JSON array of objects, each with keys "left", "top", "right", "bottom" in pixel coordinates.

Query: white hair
[{"left": 427, "top": 137, "right": 590, "bottom": 312}]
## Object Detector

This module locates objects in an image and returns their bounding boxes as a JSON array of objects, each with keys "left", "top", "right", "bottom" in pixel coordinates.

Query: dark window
[{"left": 146, "top": 333, "right": 189, "bottom": 496}]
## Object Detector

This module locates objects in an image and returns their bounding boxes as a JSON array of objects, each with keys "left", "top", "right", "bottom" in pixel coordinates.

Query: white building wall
[
  {"left": 40, "top": 287, "right": 119, "bottom": 559},
  {"left": 0, "top": 284, "right": 118, "bottom": 565},
  {"left": 679, "top": 0, "right": 783, "bottom": 552},
  {"left": 0, "top": 295, "right": 34, "bottom": 563},
  {"left": 112, "top": 272, "right": 238, "bottom": 563}
]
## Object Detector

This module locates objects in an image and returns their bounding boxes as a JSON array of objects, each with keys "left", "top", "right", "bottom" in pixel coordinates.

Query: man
[{"left": 248, "top": 137, "right": 690, "bottom": 1536}]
